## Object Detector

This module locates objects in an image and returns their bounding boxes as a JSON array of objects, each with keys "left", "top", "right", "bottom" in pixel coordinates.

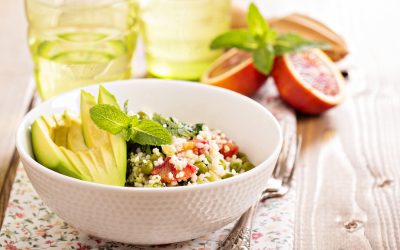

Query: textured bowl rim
[{"left": 16, "top": 79, "right": 282, "bottom": 193}]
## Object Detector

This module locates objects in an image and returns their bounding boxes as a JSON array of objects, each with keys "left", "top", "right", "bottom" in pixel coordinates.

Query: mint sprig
[
  {"left": 90, "top": 105, "right": 172, "bottom": 146},
  {"left": 133, "top": 119, "right": 172, "bottom": 146},
  {"left": 209, "top": 30, "right": 257, "bottom": 51},
  {"left": 247, "top": 3, "right": 269, "bottom": 37},
  {"left": 210, "top": 3, "right": 330, "bottom": 75},
  {"left": 89, "top": 104, "right": 129, "bottom": 134},
  {"left": 152, "top": 113, "right": 196, "bottom": 138},
  {"left": 273, "top": 33, "right": 328, "bottom": 55}
]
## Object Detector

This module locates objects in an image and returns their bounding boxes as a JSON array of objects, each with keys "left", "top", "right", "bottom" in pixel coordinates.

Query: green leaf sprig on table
[
  {"left": 210, "top": 3, "right": 329, "bottom": 75},
  {"left": 90, "top": 104, "right": 172, "bottom": 146}
]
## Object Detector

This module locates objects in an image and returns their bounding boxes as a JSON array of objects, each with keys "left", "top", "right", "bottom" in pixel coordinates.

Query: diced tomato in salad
[
  {"left": 219, "top": 142, "right": 239, "bottom": 158},
  {"left": 151, "top": 157, "right": 197, "bottom": 184}
]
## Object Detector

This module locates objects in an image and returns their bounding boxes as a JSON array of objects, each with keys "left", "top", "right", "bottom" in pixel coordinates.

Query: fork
[{"left": 217, "top": 125, "right": 302, "bottom": 250}]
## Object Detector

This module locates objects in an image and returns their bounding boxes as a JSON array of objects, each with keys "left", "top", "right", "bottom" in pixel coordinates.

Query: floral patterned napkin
[{"left": 0, "top": 81, "right": 295, "bottom": 250}]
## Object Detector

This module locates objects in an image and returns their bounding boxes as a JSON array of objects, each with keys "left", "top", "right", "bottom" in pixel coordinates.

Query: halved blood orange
[
  {"left": 201, "top": 49, "right": 267, "bottom": 96},
  {"left": 272, "top": 49, "right": 345, "bottom": 115}
]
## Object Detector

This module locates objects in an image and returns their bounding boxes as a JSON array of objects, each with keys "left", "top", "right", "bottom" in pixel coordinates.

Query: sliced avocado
[
  {"left": 31, "top": 118, "right": 82, "bottom": 179},
  {"left": 97, "top": 86, "right": 127, "bottom": 184},
  {"left": 31, "top": 86, "right": 127, "bottom": 186},
  {"left": 59, "top": 147, "right": 91, "bottom": 180},
  {"left": 98, "top": 85, "right": 119, "bottom": 108},
  {"left": 41, "top": 115, "right": 56, "bottom": 141},
  {"left": 80, "top": 91, "right": 108, "bottom": 148},
  {"left": 80, "top": 88, "right": 126, "bottom": 185},
  {"left": 52, "top": 114, "right": 69, "bottom": 148},
  {"left": 91, "top": 148, "right": 120, "bottom": 185},
  {"left": 64, "top": 111, "right": 88, "bottom": 152}
]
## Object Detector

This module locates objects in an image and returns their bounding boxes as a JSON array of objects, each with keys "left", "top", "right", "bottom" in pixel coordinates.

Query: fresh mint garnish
[
  {"left": 133, "top": 119, "right": 173, "bottom": 146},
  {"left": 247, "top": 3, "right": 268, "bottom": 37},
  {"left": 90, "top": 104, "right": 129, "bottom": 134},
  {"left": 152, "top": 113, "right": 195, "bottom": 138},
  {"left": 210, "top": 3, "right": 329, "bottom": 75},
  {"left": 253, "top": 44, "right": 275, "bottom": 75},
  {"left": 209, "top": 30, "right": 257, "bottom": 52},
  {"left": 273, "top": 33, "right": 328, "bottom": 55},
  {"left": 90, "top": 105, "right": 172, "bottom": 146}
]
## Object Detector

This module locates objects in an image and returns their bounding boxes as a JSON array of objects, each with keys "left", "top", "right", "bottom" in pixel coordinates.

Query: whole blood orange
[
  {"left": 201, "top": 49, "right": 267, "bottom": 96},
  {"left": 272, "top": 49, "right": 345, "bottom": 114}
]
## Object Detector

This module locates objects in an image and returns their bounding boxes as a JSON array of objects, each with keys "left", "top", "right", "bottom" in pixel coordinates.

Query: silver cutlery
[{"left": 218, "top": 124, "right": 302, "bottom": 250}]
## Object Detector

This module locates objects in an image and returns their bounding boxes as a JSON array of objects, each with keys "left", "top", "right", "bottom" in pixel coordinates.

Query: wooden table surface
[{"left": 1, "top": 0, "right": 399, "bottom": 249}]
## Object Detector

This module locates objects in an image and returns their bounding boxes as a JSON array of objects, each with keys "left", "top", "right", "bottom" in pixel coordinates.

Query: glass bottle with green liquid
[
  {"left": 140, "top": 0, "right": 231, "bottom": 80},
  {"left": 25, "top": 0, "right": 139, "bottom": 100}
]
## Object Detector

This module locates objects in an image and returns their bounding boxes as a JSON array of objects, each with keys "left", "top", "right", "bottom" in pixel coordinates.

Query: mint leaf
[
  {"left": 274, "top": 33, "right": 330, "bottom": 55},
  {"left": 266, "top": 29, "right": 277, "bottom": 44},
  {"left": 90, "top": 104, "right": 129, "bottom": 134},
  {"left": 253, "top": 44, "right": 274, "bottom": 75},
  {"left": 130, "top": 115, "right": 139, "bottom": 126},
  {"left": 121, "top": 127, "right": 135, "bottom": 141},
  {"left": 131, "top": 119, "right": 172, "bottom": 146},
  {"left": 247, "top": 3, "right": 268, "bottom": 37},
  {"left": 121, "top": 115, "right": 139, "bottom": 141},
  {"left": 152, "top": 113, "right": 195, "bottom": 138},
  {"left": 210, "top": 30, "right": 258, "bottom": 51}
]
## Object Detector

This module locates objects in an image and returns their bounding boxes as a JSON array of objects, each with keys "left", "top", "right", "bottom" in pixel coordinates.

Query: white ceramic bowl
[{"left": 16, "top": 79, "right": 282, "bottom": 245}]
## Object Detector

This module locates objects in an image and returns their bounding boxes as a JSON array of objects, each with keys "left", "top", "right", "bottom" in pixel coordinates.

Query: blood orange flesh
[
  {"left": 202, "top": 49, "right": 267, "bottom": 96},
  {"left": 208, "top": 51, "right": 252, "bottom": 78},
  {"left": 289, "top": 52, "right": 340, "bottom": 96},
  {"left": 272, "top": 49, "right": 345, "bottom": 114}
]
